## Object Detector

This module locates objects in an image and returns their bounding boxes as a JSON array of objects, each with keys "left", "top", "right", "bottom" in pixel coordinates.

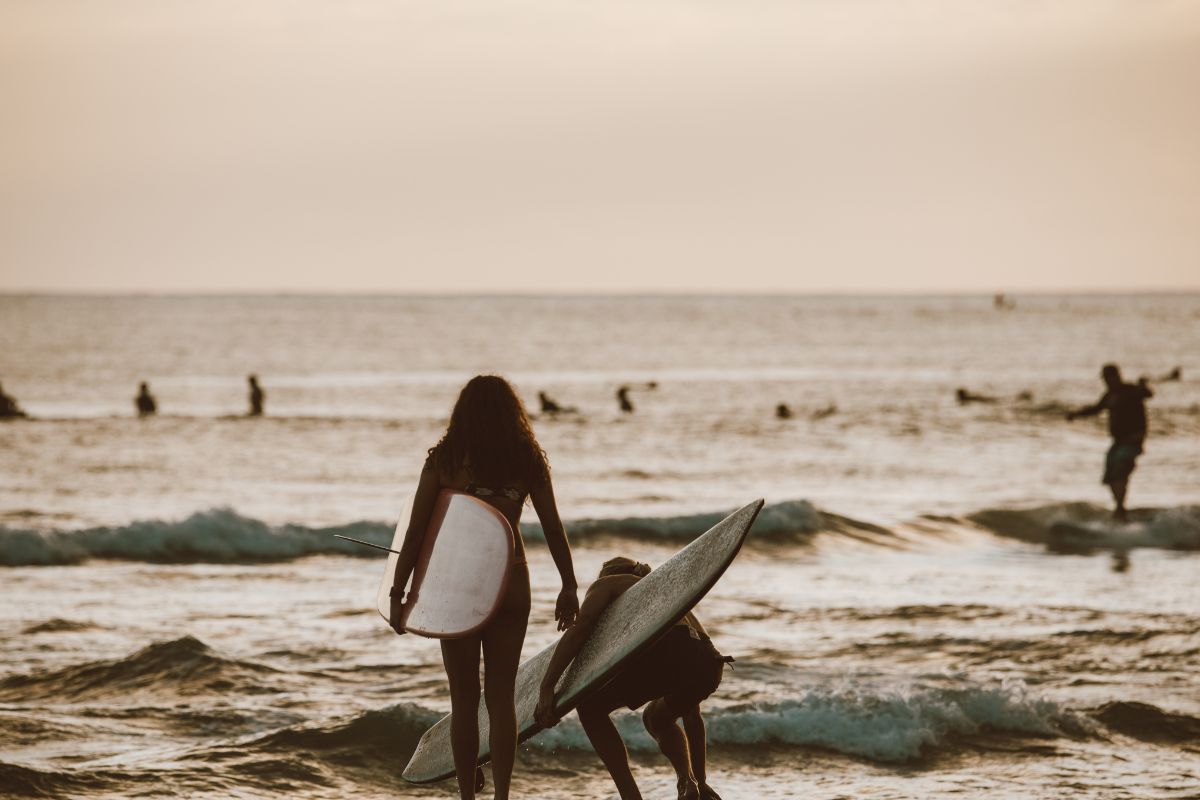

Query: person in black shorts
[
  {"left": 536, "top": 557, "right": 730, "bottom": 800},
  {"left": 1067, "top": 363, "right": 1153, "bottom": 521}
]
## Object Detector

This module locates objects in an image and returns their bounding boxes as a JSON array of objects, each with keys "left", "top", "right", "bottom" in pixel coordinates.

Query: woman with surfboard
[{"left": 386, "top": 375, "right": 579, "bottom": 800}]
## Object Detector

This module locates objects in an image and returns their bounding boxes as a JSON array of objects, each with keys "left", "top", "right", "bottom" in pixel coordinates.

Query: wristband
[{"left": 389, "top": 586, "right": 406, "bottom": 599}]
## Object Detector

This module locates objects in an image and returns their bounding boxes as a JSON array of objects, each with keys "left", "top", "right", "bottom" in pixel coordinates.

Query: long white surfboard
[
  {"left": 376, "top": 490, "right": 515, "bottom": 638},
  {"left": 403, "top": 498, "right": 763, "bottom": 783}
]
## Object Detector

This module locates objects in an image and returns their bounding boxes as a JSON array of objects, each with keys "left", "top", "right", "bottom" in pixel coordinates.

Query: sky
[{"left": 2, "top": 0, "right": 1198, "bottom": 294}]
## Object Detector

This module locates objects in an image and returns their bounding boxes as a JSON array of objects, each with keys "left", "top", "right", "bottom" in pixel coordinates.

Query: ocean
[{"left": 1, "top": 293, "right": 1198, "bottom": 799}]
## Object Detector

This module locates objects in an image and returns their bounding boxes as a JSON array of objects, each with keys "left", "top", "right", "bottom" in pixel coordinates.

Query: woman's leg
[
  {"left": 480, "top": 567, "right": 530, "bottom": 800},
  {"left": 441, "top": 636, "right": 483, "bottom": 800}
]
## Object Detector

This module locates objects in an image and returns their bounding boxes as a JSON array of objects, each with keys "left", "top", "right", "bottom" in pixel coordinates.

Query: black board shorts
[
  {"left": 1103, "top": 439, "right": 1143, "bottom": 485},
  {"left": 587, "top": 626, "right": 727, "bottom": 715}
]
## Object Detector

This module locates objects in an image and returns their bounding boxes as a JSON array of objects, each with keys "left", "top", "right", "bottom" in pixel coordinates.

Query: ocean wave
[
  {"left": 524, "top": 499, "right": 881, "bottom": 543},
  {"left": 0, "top": 636, "right": 280, "bottom": 701},
  {"left": 0, "top": 509, "right": 395, "bottom": 566},
  {"left": 0, "top": 761, "right": 120, "bottom": 799},
  {"left": 968, "top": 503, "right": 1200, "bottom": 552},
  {"left": 260, "top": 681, "right": 1090, "bottom": 766},
  {"left": 20, "top": 618, "right": 98, "bottom": 634},
  {"left": 1092, "top": 701, "right": 1200, "bottom": 743},
  {"left": 0, "top": 500, "right": 880, "bottom": 567},
  {"left": 228, "top": 703, "right": 443, "bottom": 773},
  {"left": 528, "top": 680, "right": 1091, "bottom": 763}
]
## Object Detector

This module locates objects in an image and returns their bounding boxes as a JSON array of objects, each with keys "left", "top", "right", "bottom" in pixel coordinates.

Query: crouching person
[{"left": 535, "top": 556, "right": 731, "bottom": 800}]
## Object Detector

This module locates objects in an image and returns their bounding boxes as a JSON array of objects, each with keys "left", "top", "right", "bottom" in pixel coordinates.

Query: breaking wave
[
  {"left": 248, "top": 680, "right": 1092, "bottom": 767},
  {"left": 968, "top": 503, "right": 1200, "bottom": 551},
  {"left": 0, "top": 500, "right": 882, "bottom": 567},
  {"left": 529, "top": 680, "right": 1092, "bottom": 763}
]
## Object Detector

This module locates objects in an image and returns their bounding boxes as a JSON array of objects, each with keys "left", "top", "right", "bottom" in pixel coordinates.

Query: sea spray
[{"left": 527, "top": 679, "right": 1091, "bottom": 763}]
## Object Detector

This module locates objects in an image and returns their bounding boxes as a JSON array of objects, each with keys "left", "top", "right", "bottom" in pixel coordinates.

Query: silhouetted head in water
[
  {"left": 1102, "top": 363, "right": 1122, "bottom": 390},
  {"left": 429, "top": 375, "right": 549, "bottom": 486},
  {"left": 598, "top": 556, "right": 652, "bottom": 578}
]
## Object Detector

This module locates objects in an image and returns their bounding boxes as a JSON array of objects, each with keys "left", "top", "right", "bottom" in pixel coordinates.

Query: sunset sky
[{"left": 2, "top": 0, "right": 1198, "bottom": 293}]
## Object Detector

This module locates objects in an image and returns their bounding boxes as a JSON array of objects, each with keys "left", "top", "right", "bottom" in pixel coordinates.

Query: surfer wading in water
[
  {"left": 536, "top": 557, "right": 730, "bottom": 800},
  {"left": 1067, "top": 363, "right": 1153, "bottom": 522},
  {"left": 387, "top": 375, "right": 579, "bottom": 800}
]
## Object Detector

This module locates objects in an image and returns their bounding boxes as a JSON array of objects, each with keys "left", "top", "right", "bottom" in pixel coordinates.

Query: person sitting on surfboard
[
  {"left": 388, "top": 375, "right": 579, "bottom": 800},
  {"left": 1067, "top": 363, "right": 1153, "bottom": 522},
  {"left": 535, "top": 556, "right": 730, "bottom": 800}
]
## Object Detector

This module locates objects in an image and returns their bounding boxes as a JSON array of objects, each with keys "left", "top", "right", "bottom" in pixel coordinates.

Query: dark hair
[
  {"left": 1102, "top": 363, "right": 1121, "bottom": 381},
  {"left": 428, "top": 375, "right": 549, "bottom": 487},
  {"left": 598, "top": 556, "right": 652, "bottom": 578}
]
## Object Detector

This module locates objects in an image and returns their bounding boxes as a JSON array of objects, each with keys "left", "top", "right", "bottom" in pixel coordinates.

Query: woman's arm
[
  {"left": 530, "top": 477, "right": 579, "bottom": 630},
  {"left": 388, "top": 462, "right": 442, "bottom": 632}
]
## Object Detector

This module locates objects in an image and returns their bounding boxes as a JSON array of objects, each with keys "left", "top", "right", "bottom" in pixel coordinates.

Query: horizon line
[{"left": 3, "top": 287, "right": 1200, "bottom": 298}]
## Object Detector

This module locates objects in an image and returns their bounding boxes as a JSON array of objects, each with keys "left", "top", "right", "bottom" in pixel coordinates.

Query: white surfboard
[
  {"left": 402, "top": 498, "right": 763, "bottom": 783},
  {"left": 376, "top": 490, "right": 515, "bottom": 638}
]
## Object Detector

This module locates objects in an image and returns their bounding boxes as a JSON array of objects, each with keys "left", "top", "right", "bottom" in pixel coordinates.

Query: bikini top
[{"left": 465, "top": 482, "right": 524, "bottom": 503}]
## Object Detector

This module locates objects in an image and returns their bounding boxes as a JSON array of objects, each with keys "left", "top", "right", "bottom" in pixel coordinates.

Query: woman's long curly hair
[{"left": 427, "top": 375, "right": 549, "bottom": 487}]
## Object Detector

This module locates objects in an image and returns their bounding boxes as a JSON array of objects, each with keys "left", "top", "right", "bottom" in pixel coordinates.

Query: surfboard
[
  {"left": 376, "top": 490, "right": 516, "bottom": 638},
  {"left": 402, "top": 498, "right": 764, "bottom": 784}
]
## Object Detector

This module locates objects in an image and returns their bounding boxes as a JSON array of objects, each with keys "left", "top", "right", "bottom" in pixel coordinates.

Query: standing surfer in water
[
  {"left": 388, "top": 375, "right": 579, "bottom": 800},
  {"left": 536, "top": 557, "right": 730, "bottom": 800},
  {"left": 1067, "top": 363, "right": 1153, "bottom": 522}
]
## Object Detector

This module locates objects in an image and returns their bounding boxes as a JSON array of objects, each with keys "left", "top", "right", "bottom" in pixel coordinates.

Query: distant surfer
[
  {"left": 0, "top": 382, "right": 27, "bottom": 419},
  {"left": 247, "top": 374, "right": 264, "bottom": 416},
  {"left": 775, "top": 403, "right": 792, "bottom": 419},
  {"left": 387, "top": 375, "right": 578, "bottom": 800},
  {"left": 617, "top": 385, "right": 634, "bottom": 413},
  {"left": 538, "top": 391, "right": 576, "bottom": 416},
  {"left": 1158, "top": 366, "right": 1182, "bottom": 383},
  {"left": 1067, "top": 364, "right": 1153, "bottom": 522},
  {"left": 811, "top": 403, "right": 837, "bottom": 420},
  {"left": 135, "top": 382, "right": 157, "bottom": 417},
  {"left": 536, "top": 557, "right": 730, "bottom": 800},
  {"left": 956, "top": 387, "right": 997, "bottom": 405}
]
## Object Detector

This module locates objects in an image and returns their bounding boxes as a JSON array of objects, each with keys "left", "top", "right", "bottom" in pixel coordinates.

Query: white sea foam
[
  {"left": 970, "top": 503, "right": 1200, "bottom": 551},
  {"left": 527, "top": 680, "right": 1090, "bottom": 763}
]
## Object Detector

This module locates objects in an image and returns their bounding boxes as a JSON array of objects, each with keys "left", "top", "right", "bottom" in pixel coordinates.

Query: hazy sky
[{"left": 2, "top": 1, "right": 1198, "bottom": 293}]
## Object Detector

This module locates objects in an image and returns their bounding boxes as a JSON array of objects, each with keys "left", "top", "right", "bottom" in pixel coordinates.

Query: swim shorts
[
  {"left": 586, "top": 626, "right": 727, "bottom": 715},
  {"left": 1103, "top": 439, "right": 1143, "bottom": 485}
]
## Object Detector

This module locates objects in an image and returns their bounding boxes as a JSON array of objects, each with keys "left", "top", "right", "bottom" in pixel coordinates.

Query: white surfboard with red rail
[{"left": 375, "top": 490, "right": 515, "bottom": 638}]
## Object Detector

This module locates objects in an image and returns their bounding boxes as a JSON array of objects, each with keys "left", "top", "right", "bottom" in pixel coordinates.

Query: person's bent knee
[{"left": 642, "top": 699, "right": 672, "bottom": 736}]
